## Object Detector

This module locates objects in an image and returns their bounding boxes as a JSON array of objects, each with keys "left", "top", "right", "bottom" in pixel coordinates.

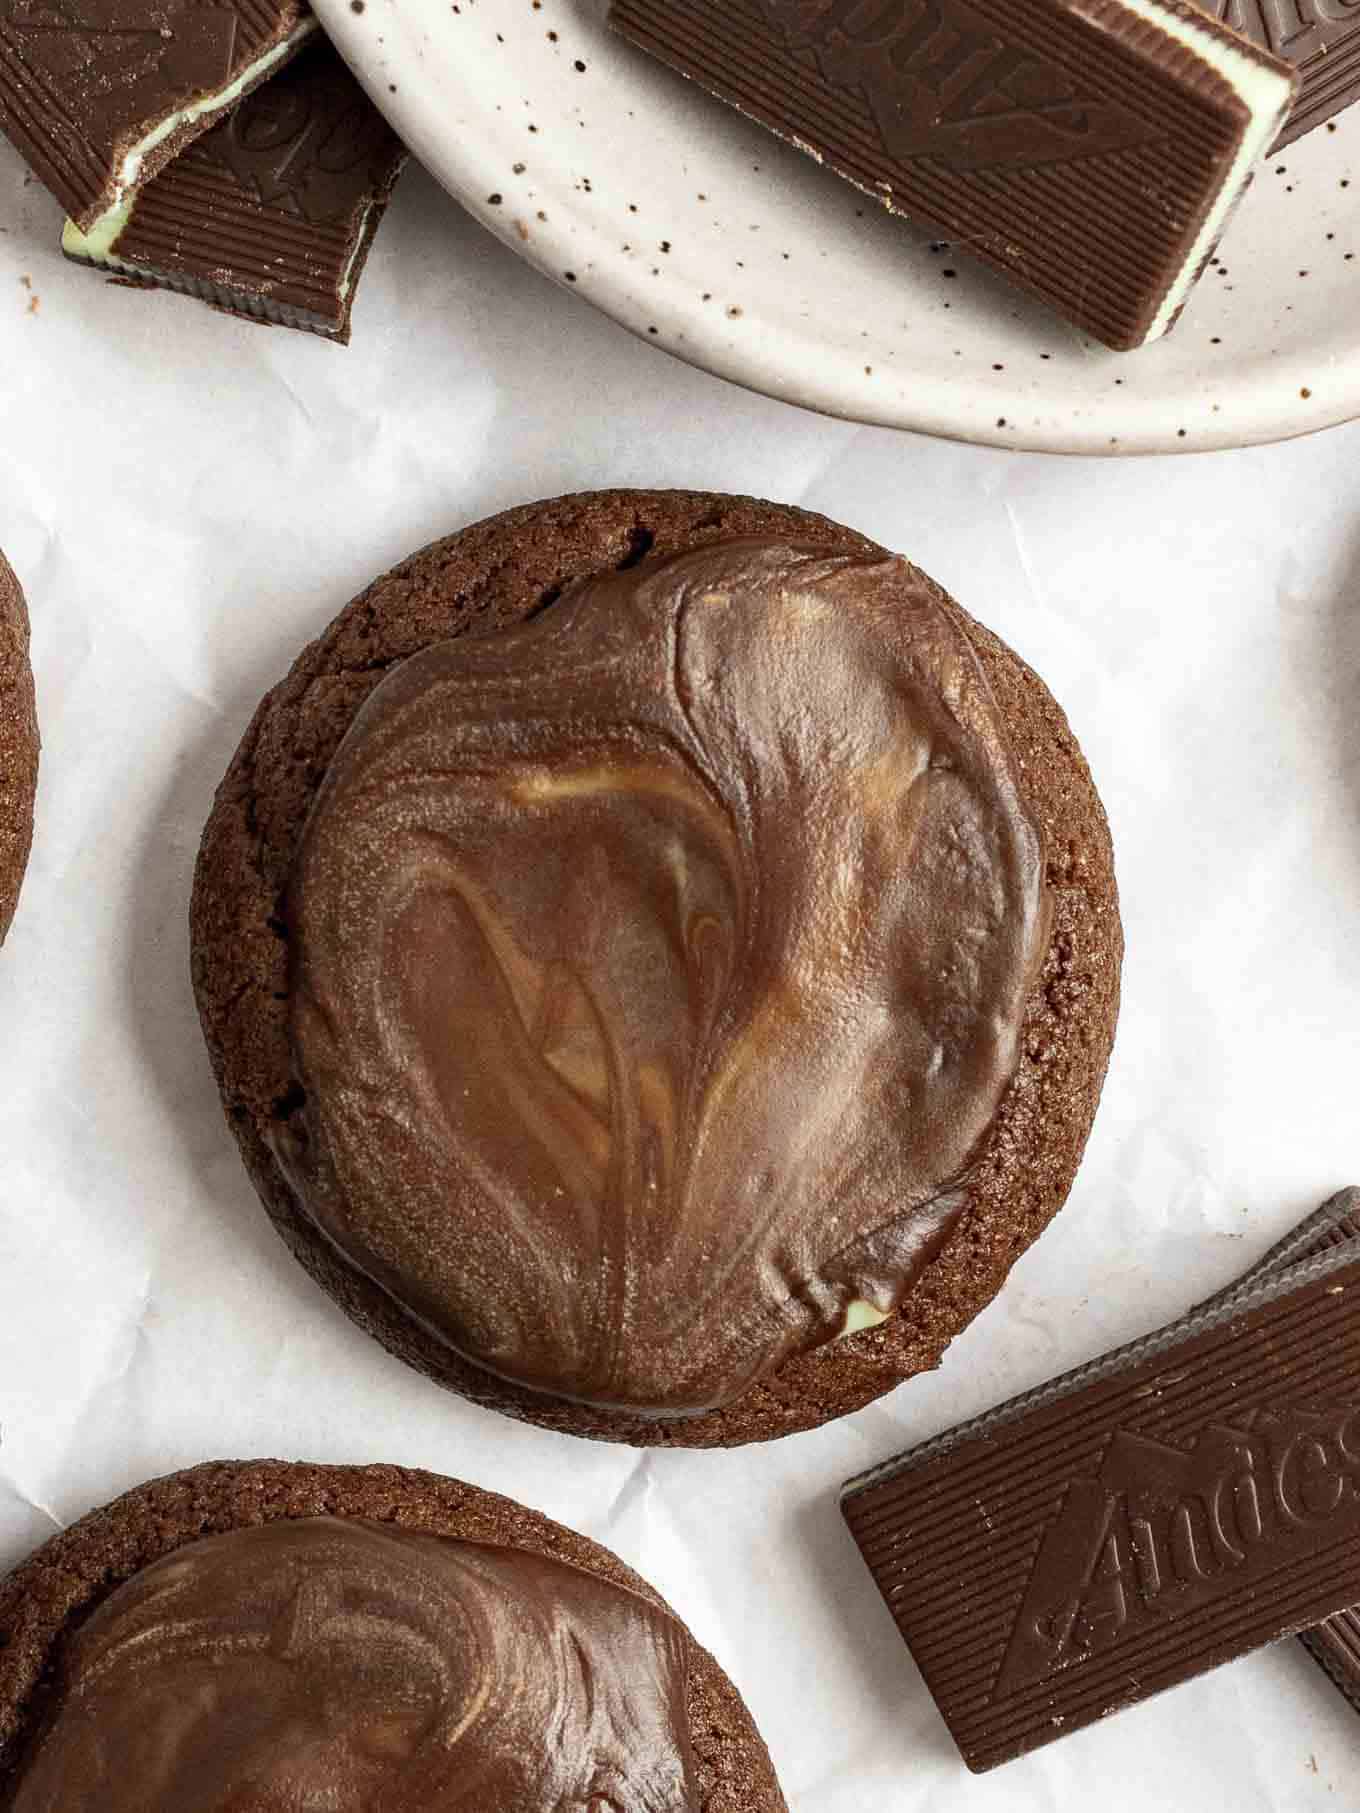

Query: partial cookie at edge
[
  {"left": 0, "top": 551, "right": 37, "bottom": 946},
  {"left": 190, "top": 489, "right": 1122, "bottom": 1447},
  {"left": 0, "top": 1459, "right": 784, "bottom": 1811}
]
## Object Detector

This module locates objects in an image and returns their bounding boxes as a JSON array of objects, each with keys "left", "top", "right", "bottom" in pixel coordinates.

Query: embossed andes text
[
  {"left": 996, "top": 1399, "right": 1360, "bottom": 1699},
  {"left": 750, "top": 0, "right": 1166, "bottom": 171},
  {"left": 1200, "top": 0, "right": 1360, "bottom": 145},
  {"left": 212, "top": 48, "right": 403, "bottom": 227},
  {"left": 0, "top": 0, "right": 318, "bottom": 235},
  {"left": 609, "top": 0, "right": 1298, "bottom": 348},
  {"left": 1190, "top": 1187, "right": 1360, "bottom": 1717},
  {"left": 842, "top": 1191, "right": 1360, "bottom": 1770}
]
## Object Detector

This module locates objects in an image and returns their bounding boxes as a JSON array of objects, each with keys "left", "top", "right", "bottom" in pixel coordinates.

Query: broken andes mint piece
[
  {"left": 1199, "top": 0, "right": 1360, "bottom": 148},
  {"left": 0, "top": 0, "right": 319, "bottom": 238},
  {"left": 61, "top": 41, "right": 408, "bottom": 343},
  {"left": 841, "top": 1189, "right": 1360, "bottom": 1770},
  {"left": 607, "top": 0, "right": 1299, "bottom": 350}
]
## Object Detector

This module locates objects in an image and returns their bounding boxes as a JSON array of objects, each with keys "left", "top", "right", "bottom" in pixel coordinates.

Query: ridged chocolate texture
[
  {"left": 8, "top": 1518, "right": 697, "bottom": 1811},
  {"left": 843, "top": 1198, "right": 1360, "bottom": 1770},
  {"left": 1200, "top": 0, "right": 1360, "bottom": 147},
  {"left": 62, "top": 41, "right": 408, "bottom": 342},
  {"left": 0, "top": 549, "right": 37, "bottom": 947},
  {"left": 608, "top": 0, "right": 1297, "bottom": 350},
  {"left": 279, "top": 539, "right": 1051, "bottom": 1418},
  {"left": 0, "top": 0, "right": 316, "bottom": 233},
  {"left": 1209, "top": 1190, "right": 1360, "bottom": 1715},
  {"left": 1303, "top": 1606, "right": 1360, "bottom": 1713},
  {"left": 838, "top": 1192, "right": 1360, "bottom": 1759}
]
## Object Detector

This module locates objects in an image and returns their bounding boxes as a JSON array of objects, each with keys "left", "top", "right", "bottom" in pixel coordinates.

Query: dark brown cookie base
[
  {"left": 0, "top": 1459, "right": 784, "bottom": 1811},
  {"left": 190, "top": 489, "right": 1122, "bottom": 1447},
  {"left": 0, "top": 551, "right": 37, "bottom": 946}
]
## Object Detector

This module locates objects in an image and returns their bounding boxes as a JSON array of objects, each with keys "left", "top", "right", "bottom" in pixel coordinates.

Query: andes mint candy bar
[
  {"left": 1200, "top": 1190, "right": 1360, "bottom": 1713},
  {"left": 61, "top": 41, "right": 407, "bottom": 343},
  {"left": 0, "top": 0, "right": 317, "bottom": 236},
  {"left": 842, "top": 1188, "right": 1360, "bottom": 1769},
  {"left": 608, "top": 0, "right": 1298, "bottom": 349}
]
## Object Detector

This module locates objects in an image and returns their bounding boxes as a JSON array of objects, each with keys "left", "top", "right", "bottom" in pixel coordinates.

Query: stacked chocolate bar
[
  {"left": 843, "top": 1189, "right": 1360, "bottom": 1769},
  {"left": 0, "top": 3, "right": 406, "bottom": 342},
  {"left": 609, "top": 0, "right": 1360, "bottom": 349}
]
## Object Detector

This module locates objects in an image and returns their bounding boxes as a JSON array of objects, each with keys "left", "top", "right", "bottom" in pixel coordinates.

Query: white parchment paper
[{"left": 1, "top": 131, "right": 1359, "bottom": 1813}]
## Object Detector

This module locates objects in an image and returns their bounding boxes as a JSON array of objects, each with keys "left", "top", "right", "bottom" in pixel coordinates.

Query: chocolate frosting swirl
[
  {"left": 280, "top": 540, "right": 1050, "bottom": 1416},
  {"left": 10, "top": 1518, "right": 696, "bottom": 1811}
]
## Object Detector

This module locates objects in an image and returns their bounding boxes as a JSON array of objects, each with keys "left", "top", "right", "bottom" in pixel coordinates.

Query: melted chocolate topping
[
  {"left": 280, "top": 541, "right": 1050, "bottom": 1416},
  {"left": 11, "top": 1518, "right": 696, "bottom": 1811}
]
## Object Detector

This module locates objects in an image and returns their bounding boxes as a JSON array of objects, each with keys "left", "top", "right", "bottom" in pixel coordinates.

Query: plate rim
[{"left": 314, "top": 0, "right": 1360, "bottom": 458}]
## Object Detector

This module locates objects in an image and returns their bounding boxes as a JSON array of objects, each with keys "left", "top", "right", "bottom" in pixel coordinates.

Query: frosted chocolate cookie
[
  {"left": 0, "top": 549, "right": 37, "bottom": 946},
  {"left": 0, "top": 1459, "right": 783, "bottom": 1809},
  {"left": 191, "top": 489, "right": 1122, "bottom": 1446}
]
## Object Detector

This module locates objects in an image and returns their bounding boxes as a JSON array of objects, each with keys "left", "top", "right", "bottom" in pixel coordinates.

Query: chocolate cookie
[
  {"left": 0, "top": 550, "right": 37, "bottom": 947},
  {"left": 0, "top": 1459, "right": 784, "bottom": 1809},
  {"left": 191, "top": 490, "right": 1122, "bottom": 1447}
]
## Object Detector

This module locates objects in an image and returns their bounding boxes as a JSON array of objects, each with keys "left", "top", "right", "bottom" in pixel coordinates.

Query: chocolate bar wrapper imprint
[
  {"left": 62, "top": 40, "right": 407, "bottom": 343},
  {"left": 0, "top": 0, "right": 318, "bottom": 237},
  {"left": 841, "top": 1188, "right": 1360, "bottom": 1771},
  {"left": 608, "top": 0, "right": 1298, "bottom": 351},
  {"left": 1198, "top": 0, "right": 1360, "bottom": 147}
]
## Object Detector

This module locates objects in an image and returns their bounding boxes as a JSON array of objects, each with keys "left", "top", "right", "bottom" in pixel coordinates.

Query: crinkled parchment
[{"left": 2, "top": 131, "right": 1360, "bottom": 1813}]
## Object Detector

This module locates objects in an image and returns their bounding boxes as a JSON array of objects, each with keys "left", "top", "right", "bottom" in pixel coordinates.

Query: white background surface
[{"left": 2, "top": 123, "right": 1360, "bottom": 1812}]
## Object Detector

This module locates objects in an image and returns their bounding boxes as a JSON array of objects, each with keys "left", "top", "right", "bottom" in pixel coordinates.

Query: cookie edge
[{"left": 0, "top": 550, "right": 38, "bottom": 947}]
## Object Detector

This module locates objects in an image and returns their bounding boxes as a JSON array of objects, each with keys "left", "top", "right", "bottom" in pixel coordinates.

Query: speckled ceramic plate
[{"left": 316, "top": 0, "right": 1359, "bottom": 454}]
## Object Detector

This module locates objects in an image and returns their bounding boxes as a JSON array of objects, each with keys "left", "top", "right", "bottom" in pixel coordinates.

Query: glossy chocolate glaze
[
  {"left": 280, "top": 540, "right": 1050, "bottom": 1417},
  {"left": 10, "top": 1517, "right": 696, "bottom": 1810}
]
